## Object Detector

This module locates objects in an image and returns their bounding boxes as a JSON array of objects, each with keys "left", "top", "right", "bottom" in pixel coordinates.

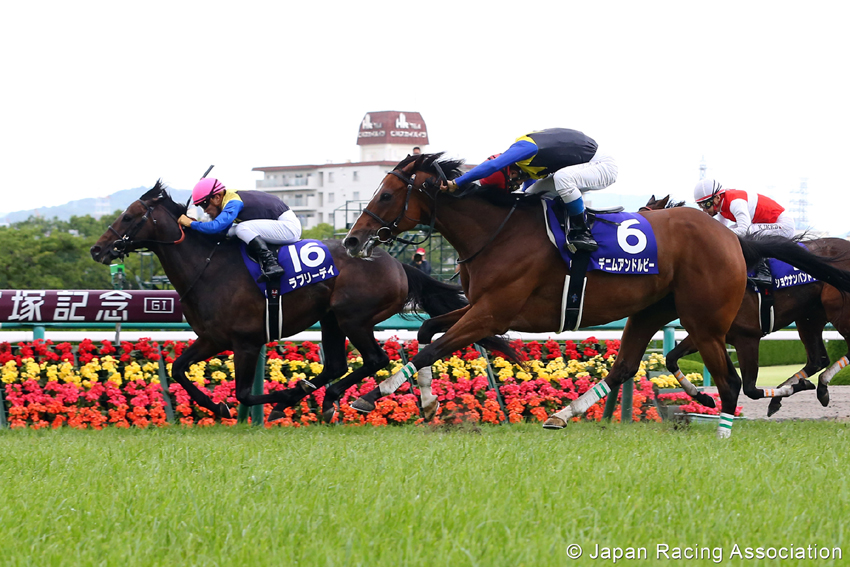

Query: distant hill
[{"left": 0, "top": 187, "right": 192, "bottom": 224}]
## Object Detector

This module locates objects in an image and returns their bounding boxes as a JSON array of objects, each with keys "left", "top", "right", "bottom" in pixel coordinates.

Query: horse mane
[
  {"left": 141, "top": 179, "right": 188, "bottom": 217},
  {"left": 665, "top": 198, "right": 686, "bottom": 209}
]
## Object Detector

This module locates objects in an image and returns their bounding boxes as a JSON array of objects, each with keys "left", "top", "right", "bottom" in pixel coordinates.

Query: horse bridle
[
  {"left": 362, "top": 163, "right": 447, "bottom": 246},
  {"left": 107, "top": 199, "right": 185, "bottom": 259}
]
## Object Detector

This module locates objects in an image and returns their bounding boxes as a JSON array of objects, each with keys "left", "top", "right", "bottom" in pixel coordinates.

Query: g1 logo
[
  {"left": 288, "top": 241, "right": 326, "bottom": 272},
  {"left": 617, "top": 219, "right": 647, "bottom": 254}
]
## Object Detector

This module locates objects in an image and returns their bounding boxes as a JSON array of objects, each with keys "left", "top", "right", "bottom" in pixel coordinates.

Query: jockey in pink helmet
[{"left": 179, "top": 178, "right": 302, "bottom": 282}]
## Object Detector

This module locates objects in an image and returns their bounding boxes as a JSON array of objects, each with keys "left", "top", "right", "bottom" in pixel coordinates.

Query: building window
[
  {"left": 352, "top": 191, "right": 360, "bottom": 201},
  {"left": 352, "top": 171, "right": 359, "bottom": 182},
  {"left": 329, "top": 172, "right": 335, "bottom": 183},
  {"left": 293, "top": 194, "right": 305, "bottom": 206},
  {"left": 328, "top": 193, "right": 335, "bottom": 203},
  {"left": 319, "top": 193, "right": 324, "bottom": 207}
]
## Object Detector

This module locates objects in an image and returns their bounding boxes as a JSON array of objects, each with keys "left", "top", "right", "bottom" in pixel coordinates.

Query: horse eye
[
  {"left": 123, "top": 215, "right": 133, "bottom": 222},
  {"left": 379, "top": 193, "right": 392, "bottom": 202}
]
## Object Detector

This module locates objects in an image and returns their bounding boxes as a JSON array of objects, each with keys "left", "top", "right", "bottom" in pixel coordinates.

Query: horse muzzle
[{"left": 343, "top": 233, "right": 379, "bottom": 258}]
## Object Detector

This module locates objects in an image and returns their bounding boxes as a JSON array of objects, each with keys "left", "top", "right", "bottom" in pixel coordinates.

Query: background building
[{"left": 252, "top": 111, "right": 430, "bottom": 230}]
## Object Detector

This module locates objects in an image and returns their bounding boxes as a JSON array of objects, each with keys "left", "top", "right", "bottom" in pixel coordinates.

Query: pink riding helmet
[{"left": 192, "top": 178, "right": 226, "bottom": 205}]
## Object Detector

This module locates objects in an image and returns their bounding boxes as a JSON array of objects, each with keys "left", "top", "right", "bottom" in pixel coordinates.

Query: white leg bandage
[
  {"left": 551, "top": 381, "right": 611, "bottom": 421},
  {"left": 820, "top": 356, "right": 849, "bottom": 386},
  {"left": 416, "top": 366, "right": 437, "bottom": 406},
  {"left": 761, "top": 385, "right": 794, "bottom": 398},
  {"left": 717, "top": 412, "right": 734, "bottom": 439},
  {"left": 379, "top": 362, "right": 417, "bottom": 396},
  {"left": 675, "top": 370, "right": 700, "bottom": 397}
]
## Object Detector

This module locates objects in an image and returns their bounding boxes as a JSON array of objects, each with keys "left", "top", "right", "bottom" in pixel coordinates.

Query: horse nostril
[
  {"left": 344, "top": 236, "right": 359, "bottom": 250},
  {"left": 90, "top": 245, "right": 101, "bottom": 258}
]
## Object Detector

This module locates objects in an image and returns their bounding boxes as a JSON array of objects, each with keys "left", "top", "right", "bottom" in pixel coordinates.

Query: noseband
[
  {"left": 362, "top": 163, "right": 447, "bottom": 246},
  {"left": 107, "top": 200, "right": 185, "bottom": 259}
]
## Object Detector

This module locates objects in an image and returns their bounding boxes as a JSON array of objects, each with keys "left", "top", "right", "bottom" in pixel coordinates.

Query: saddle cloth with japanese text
[
  {"left": 240, "top": 239, "right": 338, "bottom": 297},
  {"left": 542, "top": 201, "right": 660, "bottom": 275}
]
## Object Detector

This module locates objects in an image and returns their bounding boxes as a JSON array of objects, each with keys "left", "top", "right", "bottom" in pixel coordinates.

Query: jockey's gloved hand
[{"left": 441, "top": 180, "right": 458, "bottom": 193}]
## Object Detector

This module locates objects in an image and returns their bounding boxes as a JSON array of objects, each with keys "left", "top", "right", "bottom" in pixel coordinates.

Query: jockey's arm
[
  {"left": 726, "top": 197, "right": 752, "bottom": 236},
  {"left": 190, "top": 200, "right": 244, "bottom": 234},
  {"left": 453, "top": 141, "right": 537, "bottom": 187}
]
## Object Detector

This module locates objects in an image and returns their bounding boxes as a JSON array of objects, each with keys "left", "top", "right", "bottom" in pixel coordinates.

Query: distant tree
[
  {"left": 0, "top": 212, "right": 167, "bottom": 290},
  {"left": 302, "top": 223, "right": 336, "bottom": 241}
]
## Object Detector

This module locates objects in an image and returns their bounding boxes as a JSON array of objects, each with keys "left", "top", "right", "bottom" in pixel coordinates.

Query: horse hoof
[
  {"left": 350, "top": 397, "right": 375, "bottom": 415},
  {"left": 422, "top": 399, "right": 440, "bottom": 422},
  {"left": 799, "top": 379, "right": 816, "bottom": 391},
  {"left": 543, "top": 416, "right": 567, "bottom": 430},
  {"left": 321, "top": 403, "right": 339, "bottom": 423},
  {"left": 218, "top": 402, "right": 232, "bottom": 419},
  {"left": 268, "top": 410, "right": 285, "bottom": 423},
  {"left": 299, "top": 380, "right": 317, "bottom": 393},
  {"left": 767, "top": 399, "right": 782, "bottom": 417},
  {"left": 694, "top": 392, "right": 716, "bottom": 408},
  {"left": 817, "top": 383, "right": 830, "bottom": 407}
]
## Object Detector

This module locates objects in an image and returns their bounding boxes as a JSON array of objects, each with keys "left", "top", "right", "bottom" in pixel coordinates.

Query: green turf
[{"left": 1, "top": 423, "right": 849, "bottom": 566}]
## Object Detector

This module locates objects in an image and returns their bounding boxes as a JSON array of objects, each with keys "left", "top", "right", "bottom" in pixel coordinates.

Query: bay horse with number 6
[
  {"left": 342, "top": 153, "right": 850, "bottom": 437},
  {"left": 90, "top": 181, "right": 511, "bottom": 423}
]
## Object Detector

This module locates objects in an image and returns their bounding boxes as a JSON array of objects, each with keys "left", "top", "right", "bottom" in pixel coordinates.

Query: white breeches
[
  {"left": 523, "top": 147, "right": 618, "bottom": 204},
  {"left": 230, "top": 209, "right": 303, "bottom": 245},
  {"left": 747, "top": 211, "right": 796, "bottom": 239}
]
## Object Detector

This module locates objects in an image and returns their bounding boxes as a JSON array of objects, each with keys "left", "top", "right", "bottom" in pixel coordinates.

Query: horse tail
[
  {"left": 738, "top": 233, "right": 850, "bottom": 292},
  {"left": 401, "top": 264, "right": 520, "bottom": 362}
]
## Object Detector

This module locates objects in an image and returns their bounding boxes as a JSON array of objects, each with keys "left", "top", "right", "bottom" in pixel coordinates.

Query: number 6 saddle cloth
[
  {"left": 542, "top": 200, "right": 659, "bottom": 275},
  {"left": 542, "top": 200, "right": 659, "bottom": 332}
]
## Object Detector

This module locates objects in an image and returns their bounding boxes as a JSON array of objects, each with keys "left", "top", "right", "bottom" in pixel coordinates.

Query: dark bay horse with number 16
[
  {"left": 91, "top": 181, "right": 509, "bottom": 423},
  {"left": 342, "top": 154, "right": 850, "bottom": 438}
]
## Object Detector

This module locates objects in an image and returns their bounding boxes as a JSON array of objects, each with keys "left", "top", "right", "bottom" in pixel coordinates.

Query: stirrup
[{"left": 567, "top": 237, "right": 598, "bottom": 253}]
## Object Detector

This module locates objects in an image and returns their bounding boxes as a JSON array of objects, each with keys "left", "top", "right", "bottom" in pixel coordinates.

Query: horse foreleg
[
  {"left": 349, "top": 301, "right": 512, "bottom": 415},
  {"left": 170, "top": 337, "right": 232, "bottom": 419},
  {"left": 544, "top": 299, "right": 676, "bottom": 429}
]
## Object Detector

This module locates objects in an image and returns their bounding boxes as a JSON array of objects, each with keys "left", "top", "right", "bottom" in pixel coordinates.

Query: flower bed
[{"left": 2, "top": 336, "right": 698, "bottom": 429}]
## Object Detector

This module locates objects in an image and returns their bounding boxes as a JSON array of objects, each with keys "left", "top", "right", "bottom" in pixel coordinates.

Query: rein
[
  {"left": 107, "top": 196, "right": 215, "bottom": 302},
  {"left": 108, "top": 201, "right": 185, "bottom": 258}
]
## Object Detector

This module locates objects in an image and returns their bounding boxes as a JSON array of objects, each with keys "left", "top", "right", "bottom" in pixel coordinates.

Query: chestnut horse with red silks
[
  {"left": 90, "top": 181, "right": 512, "bottom": 423},
  {"left": 342, "top": 154, "right": 850, "bottom": 437},
  {"left": 643, "top": 195, "right": 850, "bottom": 417}
]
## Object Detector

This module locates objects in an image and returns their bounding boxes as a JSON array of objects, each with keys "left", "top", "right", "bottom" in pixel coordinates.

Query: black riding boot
[
  {"left": 248, "top": 237, "right": 285, "bottom": 283},
  {"left": 750, "top": 258, "right": 773, "bottom": 288},
  {"left": 567, "top": 213, "right": 598, "bottom": 252}
]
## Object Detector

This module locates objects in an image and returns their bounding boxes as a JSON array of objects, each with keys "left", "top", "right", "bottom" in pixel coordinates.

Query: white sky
[{"left": 2, "top": 1, "right": 848, "bottom": 232}]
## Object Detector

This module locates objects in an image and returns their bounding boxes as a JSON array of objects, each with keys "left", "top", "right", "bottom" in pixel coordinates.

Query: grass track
[{"left": 2, "top": 422, "right": 849, "bottom": 567}]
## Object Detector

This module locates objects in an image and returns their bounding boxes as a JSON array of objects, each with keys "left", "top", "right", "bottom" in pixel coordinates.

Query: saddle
[{"left": 549, "top": 200, "right": 625, "bottom": 234}]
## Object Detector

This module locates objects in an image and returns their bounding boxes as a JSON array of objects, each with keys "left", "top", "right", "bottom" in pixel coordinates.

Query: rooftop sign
[{"left": 357, "top": 111, "right": 429, "bottom": 146}]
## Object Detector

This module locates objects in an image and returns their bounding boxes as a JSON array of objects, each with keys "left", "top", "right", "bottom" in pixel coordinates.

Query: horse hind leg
[
  {"left": 545, "top": 298, "right": 677, "bottom": 429},
  {"left": 268, "top": 314, "right": 351, "bottom": 423},
  {"left": 664, "top": 335, "right": 715, "bottom": 408},
  {"left": 763, "top": 317, "right": 826, "bottom": 415},
  {"left": 816, "top": 290, "right": 850, "bottom": 407}
]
